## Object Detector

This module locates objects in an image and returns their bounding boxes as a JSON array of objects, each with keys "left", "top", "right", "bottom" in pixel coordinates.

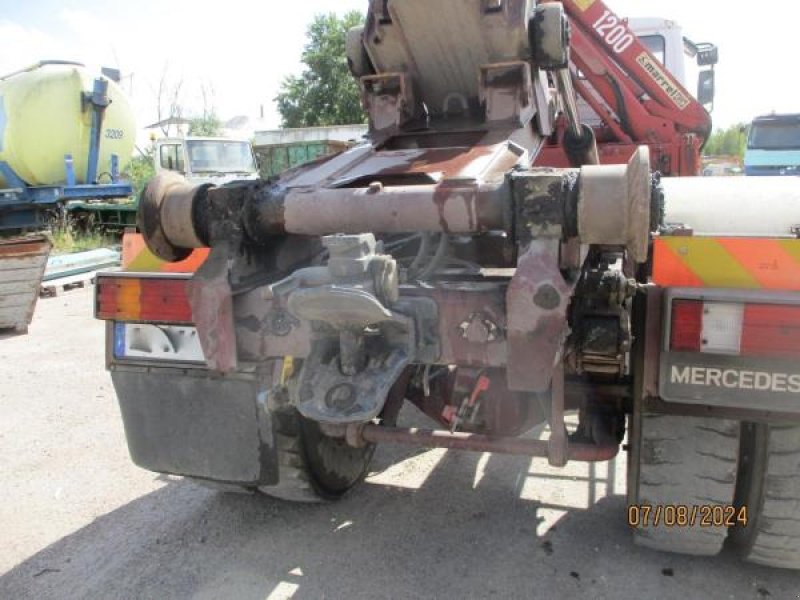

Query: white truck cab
[
  {"left": 628, "top": 17, "right": 717, "bottom": 104},
  {"left": 154, "top": 137, "right": 259, "bottom": 186}
]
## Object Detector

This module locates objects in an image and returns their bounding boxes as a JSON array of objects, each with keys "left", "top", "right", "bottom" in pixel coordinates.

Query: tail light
[
  {"left": 670, "top": 300, "right": 703, "bottom": 352},
  {"left": 670, "top": 299, "right": 800, "bottom": 359},
  {"left": 96, "top": 275, "right": 193, "bottom": 324}
]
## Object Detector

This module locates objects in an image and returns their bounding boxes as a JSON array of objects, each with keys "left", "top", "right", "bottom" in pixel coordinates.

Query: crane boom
[{"left": 537, "top": 0, "right": 714, "bottom": 175}]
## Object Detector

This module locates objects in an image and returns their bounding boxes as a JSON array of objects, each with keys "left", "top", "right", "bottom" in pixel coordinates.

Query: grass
[{"left": 49, "top": 214, "right": 113, "bottom": 255}]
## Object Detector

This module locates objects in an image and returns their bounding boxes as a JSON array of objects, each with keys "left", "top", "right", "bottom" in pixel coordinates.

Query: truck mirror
[
  {"left": 695, "top": 43, "right": 719, "bottom": 67},
  {"left": 697, "top": 70, "right": 715, "bottom": 106}
]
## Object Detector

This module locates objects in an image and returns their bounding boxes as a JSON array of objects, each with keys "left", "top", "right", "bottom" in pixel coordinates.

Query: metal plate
[
  {"left": 660, "top": 288, "right": 800, "bottom": 412},
  {"left": 114, "top": 323, "right": 204, "bottom": 363}
]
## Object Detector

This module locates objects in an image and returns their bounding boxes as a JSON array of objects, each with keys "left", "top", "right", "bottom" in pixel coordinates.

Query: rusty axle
[{"left": 348, "top": 424, "right": 620, "bottom": 463}]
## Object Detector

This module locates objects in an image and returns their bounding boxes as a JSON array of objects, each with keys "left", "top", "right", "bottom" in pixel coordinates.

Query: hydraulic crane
[{"left": 535, "top": 0, "right": 717, "bottom": 176}]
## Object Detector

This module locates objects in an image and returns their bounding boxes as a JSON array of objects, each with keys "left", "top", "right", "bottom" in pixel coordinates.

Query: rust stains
[{"left": 0, "top": 236, "right": 51, "bottom": 259}]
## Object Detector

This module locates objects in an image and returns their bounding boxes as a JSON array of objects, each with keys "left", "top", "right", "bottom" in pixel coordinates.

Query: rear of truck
[
  {"left": 628, "top": 177, "right": 800, "bottom": 568},
  {"left": 94, "top": 0, "right": 800, "bottom": 571}
]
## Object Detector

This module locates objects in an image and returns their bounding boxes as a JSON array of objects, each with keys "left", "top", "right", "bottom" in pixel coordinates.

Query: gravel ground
[{"left": 0, "top": 288, "right": 797, "bottom": 599}]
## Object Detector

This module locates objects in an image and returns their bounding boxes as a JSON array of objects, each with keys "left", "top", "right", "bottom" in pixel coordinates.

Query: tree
[
  {"left": 124, "top": 145, "right": 155, "bottom": 197},
  {"left": 704, "top": 123, "right": 749, "bottom": 158},
  {"left": 188, "top": 83, "right": 222, "bottom": 136},
  {"left": 155, "top": 65, "right": 185, "bottom": 137},
  {"left": 276, "top": 11, "right": 366, "bottom": 128}
]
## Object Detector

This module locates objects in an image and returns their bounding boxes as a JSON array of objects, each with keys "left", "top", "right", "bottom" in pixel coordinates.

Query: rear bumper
[{"left": 110, "top": 366, "right": 281, "bottom": 486}]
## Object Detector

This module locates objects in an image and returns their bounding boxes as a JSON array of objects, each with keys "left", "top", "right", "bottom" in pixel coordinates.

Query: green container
[{"left": 254, "top": 140, "right": 348, "bottom": 179}]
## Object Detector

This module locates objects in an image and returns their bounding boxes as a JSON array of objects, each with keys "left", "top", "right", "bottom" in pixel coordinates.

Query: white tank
[{"left": 663, "top": 177, "right": 800, "bottom": 237}]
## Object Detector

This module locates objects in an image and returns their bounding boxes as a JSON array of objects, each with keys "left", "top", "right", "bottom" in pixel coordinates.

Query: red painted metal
[
  {"left": 536, "top": 0, "right": 711, "bottom": 176},
  {"left": 561, "top": 0, "right": 710, "bottom": 134}
]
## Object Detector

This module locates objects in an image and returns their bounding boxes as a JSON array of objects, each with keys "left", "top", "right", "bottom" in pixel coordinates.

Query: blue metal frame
[
  {"left": 84, "top": 78, "right": 110, "bottom": 184},
  {"left": 0, "top": 159, "right": 133, "bottom": 232}
]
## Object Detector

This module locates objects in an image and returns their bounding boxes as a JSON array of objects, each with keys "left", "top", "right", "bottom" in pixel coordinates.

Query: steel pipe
[
  {"left": 663, "top": 176, "right": 800, "bottom": 237},
  {"left": 270, "top": 185, "right": 507, "bottom": 236},
  {"left": 353, "top": 424, "right": 620, "bottom": 463}
]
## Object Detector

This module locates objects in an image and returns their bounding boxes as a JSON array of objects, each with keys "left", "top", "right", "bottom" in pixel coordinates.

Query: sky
[{"left": 0, "top": 0, "right": 795, "bottom": 134}]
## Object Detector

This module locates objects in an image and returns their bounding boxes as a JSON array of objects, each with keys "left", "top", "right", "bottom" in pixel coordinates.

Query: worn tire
[
  {"left": 732, "top": 423, "right": 800, "bottom": 570},
  {"left": 631, "top": 414, "right": 740, "bottom": 555},
  {"left": 258, "top": 408, "right": 375, "bottom": 503}
]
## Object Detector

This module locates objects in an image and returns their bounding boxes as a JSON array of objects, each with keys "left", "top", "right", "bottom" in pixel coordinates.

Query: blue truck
[{"left": 744, "top": 113, "right": 800, "bottom": 176}]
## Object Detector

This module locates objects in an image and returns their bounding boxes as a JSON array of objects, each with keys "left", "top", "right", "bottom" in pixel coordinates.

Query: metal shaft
[
  {"left": 355, "top": 424, "right": 620, "bottom": 463},
  {"left": 555, "top": 68, "right": 600, "bottom": 167},
  {"left": 556, "top": 68, "right": 583, "bottom": 140}
]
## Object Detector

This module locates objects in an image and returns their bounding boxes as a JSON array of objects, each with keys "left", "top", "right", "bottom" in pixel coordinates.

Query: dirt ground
[{"left": 0, "top": 288, "right": 797, "bottom": 600}]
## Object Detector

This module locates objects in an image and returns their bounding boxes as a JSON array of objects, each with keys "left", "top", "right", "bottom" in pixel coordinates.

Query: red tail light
[
  {"left": 96, "top": 276, "right": 193, "bottom": 324},
  {"left": 670, "top": 300, "right": 703, "bottom": 352},
  {"left": 670, "top": 299, "right": 800, "bottom": 359},
  {"left": 741, "top": 304, "right": 800, "bottom": 358}
]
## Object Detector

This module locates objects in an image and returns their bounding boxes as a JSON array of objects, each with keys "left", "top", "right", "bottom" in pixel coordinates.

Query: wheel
[
  {"left": 258, "top": 408, "right": 375, "bottom": 503},
  {"left": 529, "top": 2, "right": 570, "bottom": 70},
  {"left": 731, "top": 423, "right": 800, "bottom": 570},
  {"left": 629, "top": 413, "right": 740, "bottom": 555}
]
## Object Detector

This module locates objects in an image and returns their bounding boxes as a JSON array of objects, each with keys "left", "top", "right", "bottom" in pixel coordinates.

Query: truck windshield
[
  {"left": 749, "top": 120, "right": 800, "bottom": 150},
  {"left": 186, "top": 140, "right": 256, "bottom": 173}
]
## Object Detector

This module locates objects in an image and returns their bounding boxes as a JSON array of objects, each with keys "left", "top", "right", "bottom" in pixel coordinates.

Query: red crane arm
[{"left": 557, "top": 0, "right": 712, "bottom": 139}]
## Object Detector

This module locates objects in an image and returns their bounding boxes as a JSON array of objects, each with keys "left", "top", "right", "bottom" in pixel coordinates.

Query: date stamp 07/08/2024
[{"left": 627, "top": 504, "right": 749, "bottom": 528}]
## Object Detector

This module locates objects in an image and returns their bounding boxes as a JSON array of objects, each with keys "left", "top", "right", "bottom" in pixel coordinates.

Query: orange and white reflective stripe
[
  {"left": 121, "top": 233, "right": 208, "bottom": 273},
  {"left": 654, "top": 237, "right": 800, "bottom": 291}
]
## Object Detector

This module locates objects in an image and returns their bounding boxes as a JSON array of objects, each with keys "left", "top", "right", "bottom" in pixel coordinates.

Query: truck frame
[{"left": 96, "top": 0, "right": 800, "bottom": 570}]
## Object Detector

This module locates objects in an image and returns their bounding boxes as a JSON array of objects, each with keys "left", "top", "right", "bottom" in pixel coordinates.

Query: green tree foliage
[
  {"left": 704, "top": 123, "right": 749, "bottom": 158},
  {"left": 276, "top": 11, "right": 366, "bottom": 128},
  {"left": 124, "top": 145, "right": 156, "bottom": 197},
  {"left": 188, "top": 113, "right": 222, "bottom": 136}
]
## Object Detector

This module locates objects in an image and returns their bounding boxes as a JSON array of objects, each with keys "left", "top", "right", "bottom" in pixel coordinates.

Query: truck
[
  {"left": 745, "top": 113, "right": 800, "bottom": 176},
  {"left": 95, "top": 0, "right": 800, "bottom": 570},
  {"left": 154, "top": 136, "right": 259, "bottom": 185},
  {"left": 0, "top": 60, "right": 134, "bottom": 332}
]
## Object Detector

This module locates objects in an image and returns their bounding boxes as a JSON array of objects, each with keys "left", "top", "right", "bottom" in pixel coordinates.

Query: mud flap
[{"left": 111, "top": 367, "right": 280, "bottom": 486}]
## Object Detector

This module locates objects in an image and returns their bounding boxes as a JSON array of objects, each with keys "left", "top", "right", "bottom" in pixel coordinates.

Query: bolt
[
  {"left": 533, "top": 284, "right": 561, "bottom": 310},
  {"left": 269, "top": 311, "right": 292, "bottom": 337},
  {"left": 325, "top": 384, "right": 357, "bottom": 410}
]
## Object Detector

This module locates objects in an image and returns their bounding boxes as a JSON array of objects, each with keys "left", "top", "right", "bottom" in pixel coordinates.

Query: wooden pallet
[
  {"left": 0, "top": 235, "right": 51, "bottom": 330},
  {"left": 40, "top": 268, "right": 117, "bottom": 298}
]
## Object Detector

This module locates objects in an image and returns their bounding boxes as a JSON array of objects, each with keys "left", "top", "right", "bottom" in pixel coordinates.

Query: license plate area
[{"left": 113, "top": 322, "right": 205, "bottom": 364}]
